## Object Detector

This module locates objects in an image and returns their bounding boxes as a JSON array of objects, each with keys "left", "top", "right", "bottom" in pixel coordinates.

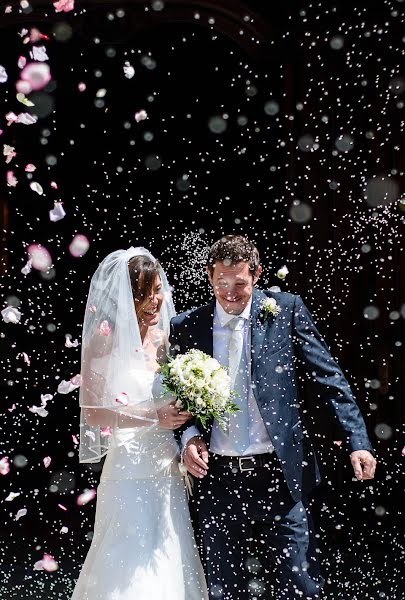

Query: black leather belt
[{"left": 210, "top": 453, "right": 275, "bottom": 472}]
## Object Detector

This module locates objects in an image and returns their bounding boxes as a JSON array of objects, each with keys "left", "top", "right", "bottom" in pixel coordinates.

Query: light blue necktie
[{"left": 227, "top": 317, "right": 250, "bottom": 454}]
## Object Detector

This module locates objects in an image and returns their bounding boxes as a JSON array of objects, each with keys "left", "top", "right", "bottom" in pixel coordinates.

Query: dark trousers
[{"left": 190, "top": 453, "right": 324, "bottom": 600}]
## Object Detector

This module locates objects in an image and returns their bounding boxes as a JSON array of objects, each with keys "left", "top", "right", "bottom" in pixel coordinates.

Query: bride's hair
[{"left": 128, "top": 255, "right": 162, "bottom": 321}]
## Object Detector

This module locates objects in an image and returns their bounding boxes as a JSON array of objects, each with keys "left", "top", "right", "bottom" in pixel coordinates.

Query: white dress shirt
[{"left": 181, "top": 298, "right": 274, "bottom": 456}]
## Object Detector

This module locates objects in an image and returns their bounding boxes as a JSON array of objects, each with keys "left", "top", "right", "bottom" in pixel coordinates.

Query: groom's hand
[
  {"left": 350, "top": 450, "right": 377, "bottom": 480},
  {"left": 183, "top": 436, "right": 209, "bottom": 478}
]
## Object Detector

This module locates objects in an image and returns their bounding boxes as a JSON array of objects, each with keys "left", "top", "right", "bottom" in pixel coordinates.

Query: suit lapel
[
  {"left": 190, "top": 301, "right": 215, "bottom": 357},
  {"left": 251, "top": 288, "right": 268, "bottom": 355}
]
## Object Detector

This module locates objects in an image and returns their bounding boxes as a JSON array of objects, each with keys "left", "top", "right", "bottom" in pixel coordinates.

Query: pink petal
[
  {"left": 98, "top": 320, "right": 111, "bottom": 336},
  {"left": 50, "top": 181, "right": 58, "bottom": 189},
  {"left": 53, "top": 0, "right": 75, "bottom": 13},
  {"left": 70, "top": 374, "right": 81, "bottom": 386},
  {"left": 0, "top": 457, "right": 10, "bottom": 475},
  {"left": 72, "top": 435, "right": 79, "bottom": 445},
  {"left": 65, "top": 335, "right": 79, "bottom": 348},
  {"left": 58, "top": 503, "right": 67, "bottom": 511},
  {"left": 27, "top": 244, "right": 52, "bottom": 271},
  {"left": 20, "top": 62, "right": 51, "bottom": 91},
  {"left": 43, "top": 456, "right": 51, "bottom": 468},
  {"left": 34, "top": 553, "right": 59, "bottom": 572},
  {"left": 18, "top": 56, "right": 27, "bottom": 69},
  {"left": 29, "top": 28, "right": 49, "bottom": 43},
  {"left": 6, "top": 170, "right": 18, "bottom": 187},
  {"left": 115, "top": 392, "right": 129, "bottom": 406},
  {"left": 402, "top": 446, "right": 405, "bottom": 457},
  {"left": 16, "top": 79, "right": 32, "bottom": 94},
  {"left": 19, "top": 352, "right": 31, "bottom": 366},
  {"left": 100, "top": 426, "right": 112, "bottom": 437},
  {"left": 25, "top": 163, "right": 36, "bottom": 172},
  {"left": 333, "top": 440, "right": 343, "bottom": 447},
  {"left": 69, "top": 234, "right": 89, "bottom": 258},
  {"left": 78, "top": 82, "right": 86, "bottom": 92},
  {"left": 135, "top": 109, "right": 148, "bottom": 122},
  {"left": 6, "top": 112, "right": 18, "bottom": 125},
  {"left": 76, "top": 488, "right": 96, "bottom": 506}
]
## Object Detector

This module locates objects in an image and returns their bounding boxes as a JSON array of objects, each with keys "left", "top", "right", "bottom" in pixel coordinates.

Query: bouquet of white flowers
[{"left": 161, "top": 349, "right": 239, "bottom": 431}]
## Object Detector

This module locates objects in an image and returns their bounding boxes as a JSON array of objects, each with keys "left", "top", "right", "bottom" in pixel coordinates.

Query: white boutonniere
[{"left": 260, "top": 297, "right": 281, "bottom": 319}]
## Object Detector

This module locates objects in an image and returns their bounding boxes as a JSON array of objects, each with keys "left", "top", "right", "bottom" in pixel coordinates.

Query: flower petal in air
[
  {"left": 0, "top": 458, "right": 10, "bottom": 475},
  {"left": 15, "top": 112, "right": 38, "bottom": 125},
  {"left": 29, "top": 405, "right": 48, "bottom": 418},
  {"left": 17, "top": 93, "right": 35, "bottom": 107},
  {"left": 53, "top": 0, "right": 75, "bottom": 12},
  {"left": 76, "top": 489, "right": 96, "bottom": 506},
  {"left": 57, "top": 378, "right": 80, "bottom": 394},
  {"left": 100, "top": 426, "right": 112, "bottom": 437},
  {"left": 28, "top": 244, "right": 52, "bottom": 271},
  {"left": 69, "top": 234, "right": 89, "bottom": 257},
  {"left": 85, "top": 430, "right": 96, "bottom": 442},
  {"left": 30, "top": 46, "right": 49, "bottom": 62},
  {"left": 115, "top": 392, "right": 129, "bottom": 406},
  {"left": 43, "top": 456, "right": 51, "bottom": 468},
  {"left": 5, "top": 491, "right": 20, "bottom": 501},
  {"left": 1, "top": 306, "right": 21, "bottom": 324},
  {"left": 6, "top": 171, "right": 18, "bottom": 187},
  {"left": 5, "top": 112, "right": 18, "bottom": 125},
  {"left": 17, "top": 352, "right": 31, "bottom": 366},
  {"left": 65, "top": 335, "right": 79, "bottom": 348},
  {"left": 276, "top": 265, "right": 289, "bottom": 280},
  {"left": 3, "top": 144, "right": 16, "bottom": 163},
  {"left": 0, "top": 66, "right": 8, "bottom": 83},
  {"left": 49, "top": 201, "right": 66, "bottom": 222},
  {"left": 16, "top": 79, "right": 32, "bottom": 95},
  {"left": 30, "top": 181, "right": 43, "bottom": 195},
  {"left": 25, "top": 163, "right": 36, "bottom": 172},
  {"left": 98, "top": 320, "right": 111, "bottom": 336},
  {"left": 15, "top": 508, "right": 27, "bottom": 521},
  {"left": 20, "top": 62, "right": 51, "bottom": 91},
  {"left": 123, "top": 61, "right": 135, "bottom": 79},
  {"left": 135, "top": 109, "right": 147, "bottom": 122},
  {"left": 34, "top": 554, "right": 59, "bottom": 572}
]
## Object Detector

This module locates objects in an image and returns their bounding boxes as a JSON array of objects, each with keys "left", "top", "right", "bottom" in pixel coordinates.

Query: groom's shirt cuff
[{"left": 181, "top": 425, "right": 201, "bottom": 451}]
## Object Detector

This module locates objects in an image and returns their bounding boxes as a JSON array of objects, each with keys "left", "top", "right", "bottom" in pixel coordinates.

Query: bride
[{"left": 71, "top": 247, "right": 208, "bottom": 600}]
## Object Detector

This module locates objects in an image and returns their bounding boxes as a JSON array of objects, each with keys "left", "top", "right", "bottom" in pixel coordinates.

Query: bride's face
[{"left": 137, "top": 274, "right": 164, "bottom": 328}]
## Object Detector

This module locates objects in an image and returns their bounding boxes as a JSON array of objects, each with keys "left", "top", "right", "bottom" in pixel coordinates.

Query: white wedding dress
[{"left": 71, "top": 376, "right": 208, "bottom": 600}]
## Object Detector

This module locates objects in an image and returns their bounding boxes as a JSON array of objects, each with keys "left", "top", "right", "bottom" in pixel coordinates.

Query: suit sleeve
[
  {"left": 169, "top": 317, "right": 203, "bottom": 447},
  {"left": 293, "top": 295, "right": 374, "bottom": 454}
]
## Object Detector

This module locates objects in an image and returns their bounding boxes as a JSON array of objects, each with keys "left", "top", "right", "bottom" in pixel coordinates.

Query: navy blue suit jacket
[{"left": 170, "top": 288, "right": 373, "bottom": 502}]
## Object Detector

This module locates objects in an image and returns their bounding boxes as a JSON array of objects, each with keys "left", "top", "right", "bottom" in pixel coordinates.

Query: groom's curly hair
[{"left": 207, "top": 235, "right": 260, "bottom": 275}]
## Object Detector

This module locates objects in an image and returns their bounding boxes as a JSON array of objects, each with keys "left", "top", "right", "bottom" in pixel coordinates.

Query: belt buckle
[{"left": 238, "top": 456, "right": 255, "bottom": 472}]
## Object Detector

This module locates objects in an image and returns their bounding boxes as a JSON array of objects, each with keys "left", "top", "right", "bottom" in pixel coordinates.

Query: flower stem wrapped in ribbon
[{"left": 161, "top": 349, "right": 239, "bottom": 431}]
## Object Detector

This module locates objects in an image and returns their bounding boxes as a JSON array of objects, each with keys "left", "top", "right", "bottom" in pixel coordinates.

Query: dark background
[{"left": 0, "top": 0, "right": 404, "bottom": 598}]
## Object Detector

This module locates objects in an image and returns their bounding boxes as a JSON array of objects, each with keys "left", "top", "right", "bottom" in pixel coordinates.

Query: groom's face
[{"left": 208, "top": 261, "right": 261, "bottom": 315}]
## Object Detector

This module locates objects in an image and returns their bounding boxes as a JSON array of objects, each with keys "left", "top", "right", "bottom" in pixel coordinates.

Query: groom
[{"left": 170, "top": 235, "right": 376, "bottom": 600}]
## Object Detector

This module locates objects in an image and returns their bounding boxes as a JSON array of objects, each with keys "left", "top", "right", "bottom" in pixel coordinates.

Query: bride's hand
[{"left": 157, "top": 401, "right": 192, "bottom": 430}]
